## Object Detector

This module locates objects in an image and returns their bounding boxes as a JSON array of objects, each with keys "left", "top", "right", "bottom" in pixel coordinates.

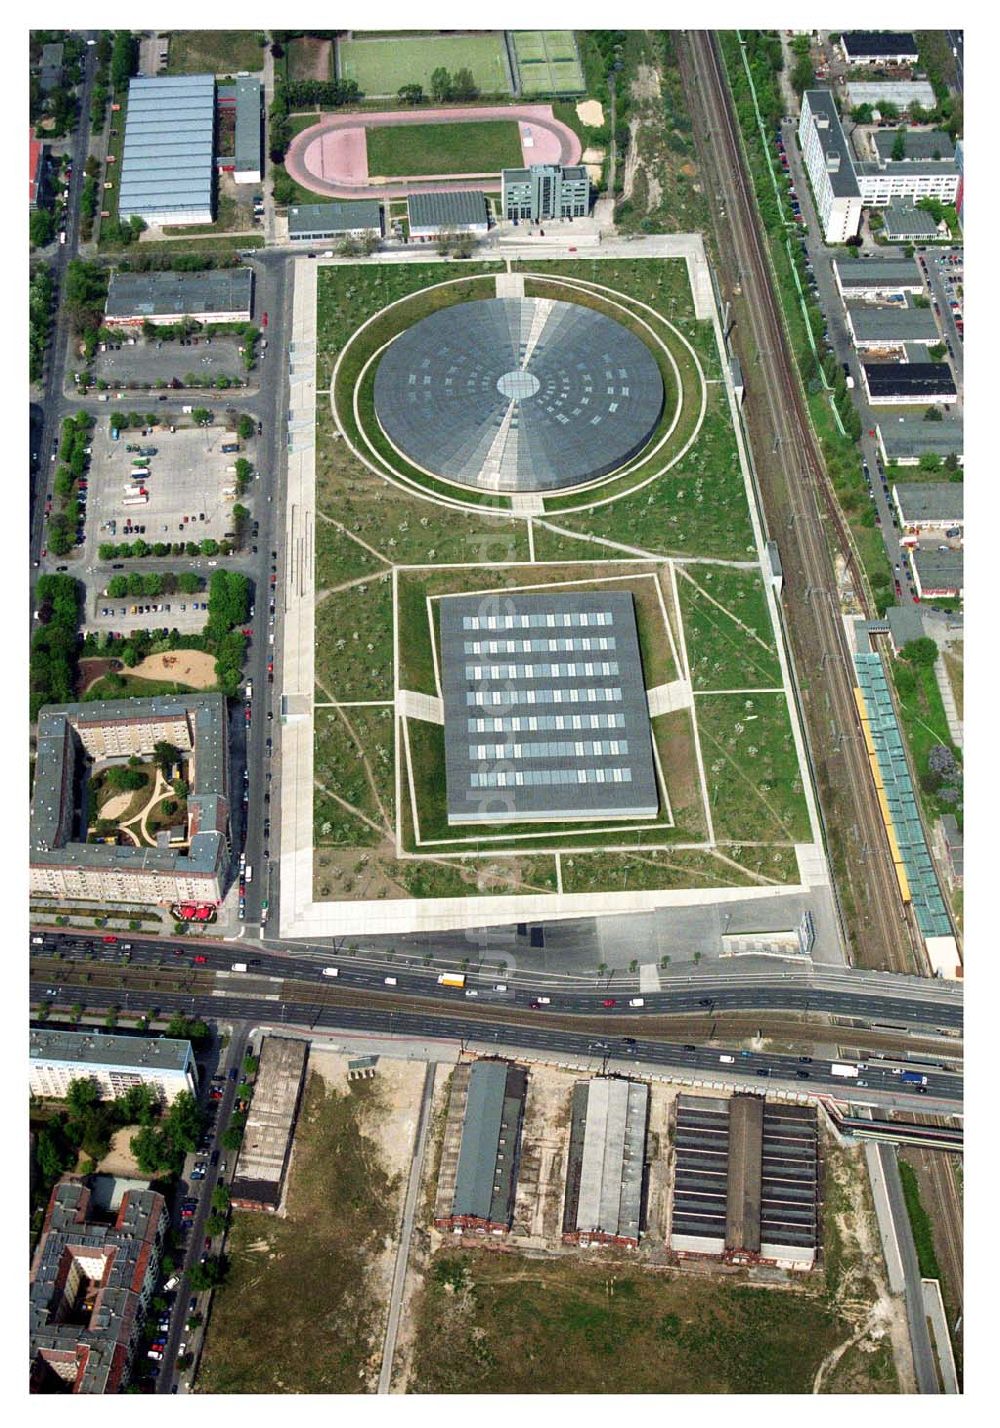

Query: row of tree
[
  {"left": 31, "top": 575, "right": 82, "bottom": 719},
  {"left": 29, "top": 265, "right": 56, "bottom": 382},
  {"left": 105, "top": 571, "right": 205, "bottom": 599}
]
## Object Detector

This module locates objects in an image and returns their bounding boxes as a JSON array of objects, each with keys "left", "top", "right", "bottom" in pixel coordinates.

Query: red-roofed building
[{"left": 29, "top": 130, "right": 44, "bottom": 208}]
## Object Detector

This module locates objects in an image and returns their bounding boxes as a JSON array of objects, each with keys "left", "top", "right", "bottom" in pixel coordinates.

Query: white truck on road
[{"left": 831, "top": 1062, "right": 859, "bottom": 1078}]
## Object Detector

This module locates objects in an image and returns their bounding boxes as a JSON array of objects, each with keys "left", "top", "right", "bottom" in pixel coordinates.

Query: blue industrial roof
[{"left": 119, "top": 74, "right": 215, "bottom": 220}]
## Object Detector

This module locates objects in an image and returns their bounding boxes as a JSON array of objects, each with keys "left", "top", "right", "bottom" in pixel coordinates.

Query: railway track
[{"left": 679, "top": 32, "right": 919, "bottom": 975}]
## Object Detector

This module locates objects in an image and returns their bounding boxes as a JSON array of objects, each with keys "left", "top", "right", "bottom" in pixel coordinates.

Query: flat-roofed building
[
  {"left": 440, "top": 591, "right": 659, "bottom": 826},
  {"left": 670, "top": 1094, "right": 818, "bottom": 1270},
  {"left": 798, "top": 90, "right": 862, "bottom": 242},
  {"left": 872, "top": 129, "right": 955, "bottom": 164},
  {"left": 29, "top": 129, "right": 45, "bottom": 207},
  {"left": 233, "top": 75, "right": 262, "bottom": 184},
  {"left": 105, "top": 268, "right": 253, "bottom": 327},
  {"left": 119, "top": 74, "right": 215, "bottom": 226},
  {"left": 30, "top": 695, "right": 230, "bottom": 907},
  {"left": 844, "top": 301, "right": 939, "bottom": 346},
  {"left": 876, "top": 419, "right": 963, "bottom": 466},
  {"left": 846, "top": 81, "right": 937, "bottom": 112},
  {"left": 879, "top": 200, "right": 941, "bottom": 242},
  {"left": 435, "top": 1059, "right": 527, "bottom": 1234},
  {"left": 502, "top": 163, "right": 590, "bottom": 221},
  {"left": 287, "top": 200, "right": 383, "bottom": 242},
  {"left": 562, "top": 1077, "right": 649, "bottom": 1247},
  {"left": 856, "top": 159, "right": 959, "bottom": 208},
  {"left": 230, "top": 1037, "right": 309, "bottom": 1212},
  {"left": 840, "top": 32, "right": 919, "bottom": 66},
  {"left": 30, "top": 1029, "right": 198, "bottom": 1105},
  {"left": 861, "top": 361, "right": 957, "bottom": 405},
  {"left": 912, "top": 548, "right": 963, "bottom": 600},
  {"left": 407, "top": 189, "right": 490, "bottom": 238},
  {"left": 30, "top": 1179, "right": 168, "bottom": 1394},
  {"left": 833, "top": 256, "right": 923, "bottom": 300},
  {"left": 39, "top": 42, "right": 64, "bottom": 94},
  {"left": 892, "top": 483, "right": 963, "bottom": 535}
]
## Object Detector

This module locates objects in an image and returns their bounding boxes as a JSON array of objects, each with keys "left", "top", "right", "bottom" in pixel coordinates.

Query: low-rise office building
[
  {"left": 30, "top": 1179, "right": 168, "bottom": 1394},
  {"left": 872, "top": 129, "right": 955, "bottom": 165},
  {"left": 30, "top": 129, "right": 45, "bottom": 207},
  {"left": 562, "top": 1077, "right": 649, "bottom": 1247},
  {"left": 220, "top": 74, "right": 262, "bottom": 184},
  {"left": 856, "top": 159, "right": 959, "bottom": 208},
  {"left": 876, "top": 419, "right": 963, "bottom": 466},
  {"left": 798, "top": 90, "right": 863, "bottom": 242},
  {"left": 287, "top": 199, "right": 383, "bottom": 242},
  {"left": 230, "top": 1036, "right": 309, "bottom": 1212},
  {"left": 30, "top": 1030, "right": 198, "bottom": 1105},
  {"left": 840, "top": 32, "right": 919, "bottom": 66},
  {"left": 892, "top": 483, "right": 963, "bottom": 536},
  {"left": 911, "top": 548, "right": 963, "bottom": 600},
  {"left": 844, "top": 301, "right": 939, "bottom": 346},
  {"left": 105, "top": 268, "right": 253, "bottom": 327},
  {"left": 502, "top": 163, "right": 590, "bottom": 222},
  {"left": 861, "top": 361, "right": 957, "bottom": 405},
  {"left": 435, "top": 1059, "right": 528, "bottom": 1234},
  {"left": 30, "top": 695, "right": 230, "bottom": 907},
  {"left": 833, "top": 257, "right": 923, "bottom": 301},
  {"left": 879, "top": 200, "right": 942, "bottom": 242},
  {"left": 407, "top": 189, "right": 490, "bottom": 238}
]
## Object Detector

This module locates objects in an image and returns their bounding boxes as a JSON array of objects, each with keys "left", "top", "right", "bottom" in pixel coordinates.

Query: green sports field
[
  {"left": 338, "top": 33, "right": 512, "bottom": 97},
  {"left": 512, "top": 30, "right": 585, "bottom": 94},
  {"left": 365, "top": 120, "right": 522, "bottom": 178}
]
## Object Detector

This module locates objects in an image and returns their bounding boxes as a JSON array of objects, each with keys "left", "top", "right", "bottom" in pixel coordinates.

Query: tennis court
[
  {"left": 512, "top": 30, "right": 585, "bottom": 95},
  {"left": 337, "top": 33, "right": 512, "bottom": 97}
]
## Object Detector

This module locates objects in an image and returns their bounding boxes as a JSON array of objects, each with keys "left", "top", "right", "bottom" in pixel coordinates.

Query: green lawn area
[
  {"left": 83, "top": 673, "right": 200, "bottom": 700},
  {"left": 338, "top": 33, "right": 511, "bottom": 97},
  {"left": 365, "top": 120, "right": 523, "bottom": 178},
  {"left": 889, "top": 653, "right": 962, "bottom": 825},
  {"left": 408, "top": 1251, "right": 848, "bottom": 1393},
  {"left": 165, "top": 30, "right": 264, "bottom": 74},
  {"left": 314, "top": 705, "right": 393, "bottom": 848},
  {"left": 314, "top": 573, "right": 395, "bottom": 703},
  {"left": 677, "top": 566, "right": 783, "bottom": 691},
  {"left": 196, "top": 1073, "right": 399, "bottom": 1393},
  {"left": 696, "top": 691, "right": 811, "bottom": 844}
]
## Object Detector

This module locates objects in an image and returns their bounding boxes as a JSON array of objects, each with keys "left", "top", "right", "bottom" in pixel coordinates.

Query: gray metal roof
[
  {"left": 880, "top": 201, "right": 940, "bottom": 239},
  {"left": 573, "top": 1077, "right": 648, "bottom": 1239},
  {"left": 119, "top": 74, "right": 215, "bottom": 220},
  {"left": 287, "top": 200, "right": 382, "bottom": 236},
  {"left": 892, "top": 482, "right": 963, "bottom": 523},
  {"left": 878, "top": 420, "right": 963, "bottom": 461},
  {"left": 452, "top": 1060, "right": 527, "bottom": 1225},
  {"left": 834, "top": 257, "right": 922, "bottom": 288},
  {"left": 231, "top": 1036, "right": 308, "bottom": 1201},
  {"left": 234, "top": 75, "right": 261, "bottom": 174},
  {"left": 846, "top": 81, "right": 937, "bottom": 108},
  {"left": 873, "top": 129, "right": 955, "bottom": 163},
  {"left": 845, "top": 301, "right": 938, "bottom": 342},
  {"left": 912, "top": 548, "right": 964, "bottom": 590},
  {"left": 31, "top": 1028, "right": 194, "bottom": 1075},
  {"left": 439, "top": 590, "right": 659, "bottom": 826},
  {"left": 802, "top": 91, "right": 860, "bottom": 198},
  {"left": 407, "top": 189, "right": 489, "bottom": 230},
  {"left": 106, "top": 268, "right": 253, "bottom": 319},
  {"left": 857, "top": 159, "right": 957, "bottom": 178},
  {"left": 374, "top": 297, "right": 663, "bottom": 494}
]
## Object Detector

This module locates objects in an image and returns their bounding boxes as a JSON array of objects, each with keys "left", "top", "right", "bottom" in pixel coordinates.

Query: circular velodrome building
[{"left": 373, "top": 297, "right": 664, "bottom": 494}]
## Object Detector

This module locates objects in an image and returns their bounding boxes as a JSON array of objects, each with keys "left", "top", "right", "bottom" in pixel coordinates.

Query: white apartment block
[
  {"left": 798, "top": 90, "right": 863, "bottom": 242},
  {"left": 30, "top": 1030, "right": 198, "bottom": 1105}
]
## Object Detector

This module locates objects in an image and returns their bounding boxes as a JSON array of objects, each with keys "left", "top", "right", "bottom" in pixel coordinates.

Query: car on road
[
  {"left": 529, "top": 997, "right": 551, "bottom": 1008},
  {"left": 193, "top": 954, "right": 207, "bottom": 965},
  {"left": 602, "top": 998, "right": 617, "bottom": 1008}
]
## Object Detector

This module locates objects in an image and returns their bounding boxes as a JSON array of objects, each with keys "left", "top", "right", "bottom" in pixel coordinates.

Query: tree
[
  {"left": 30, "top": 208, "right": 56, "bottom": 247},
  {"left": 891, "top": 126, "right": 907, "bottom": 162},
  {"left": 451, "top": 67, "right": 478, "bottom": 101},
  {"left": 206, "top": 1211, "right": 228, "bottom": 1236},
  {"left": 221, "top": 1125, "right": 243, "bottom": 1151},
  {"left": 270, "top": 166, "right": 297, "bottom": 206},
  {"left": 927, "top": 342, "right": 947, "bottom": 362},
  {"left": 236, "top": 413, "right": 255, "bottom": 440},
  {"left": 430, "top": 66, "right": 452, "bottom": 102},
  {"left": 66, "top": 1077, "right": 102, "bottom": 1117},
  {"left": 901, "top": 637, "right": 939, "bottom": 668},
  {"left": 398, "top": 83, "right": 423, "bottom": 105},
  {"left": 188, "top": 1256, "right": 226, "bottom": 1292},
  {"left": 211, "top": 1184, "right": 231, "bottom": 1212},
  {"left": 191, "top": 407, "right": 213, "bottom": 426}
]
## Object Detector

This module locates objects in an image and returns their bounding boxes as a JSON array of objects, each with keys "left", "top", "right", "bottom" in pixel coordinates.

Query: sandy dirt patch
[
  {"left": 130, "top": 650, "right": 218, "bottom": 688},
  {"left": 100, "top": 790, "right": 135, "bottom": 821},
  {"left": 576, "top": 99, "right": 604, "bottom": 127},
  {"left": 512, "top": 1064, "right": 574, "bottom": 1245},
  {"left": 95, "top": 1126, "right": 145, "bottom": 1178},
  {"left": 581, "top": 145, "right": 605, "bottom": 164}
]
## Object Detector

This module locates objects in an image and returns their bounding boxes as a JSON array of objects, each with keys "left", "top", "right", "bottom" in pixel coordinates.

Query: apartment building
[
  {"left": 30, "top": 1029, "right": 198, "bottom": 1105},
  {"left": 798, "top": 90, "right": 863, "bottom": 241}
]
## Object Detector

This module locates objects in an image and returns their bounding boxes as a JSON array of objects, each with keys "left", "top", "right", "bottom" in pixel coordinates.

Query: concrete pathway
[
  {"left": 396, "top": 689, "right": 443, "bottom": 724},
  {"left": 377, "top": 1062, "right": 436, "bottom": 1393},
  {"left": 646, "top": 678, "right": 693, "bottom": 716},
  {"left": 921, "top": 1278, "right": 959, "bottom": 1393},
  {"left": 933, "top": 656, "right": 963, "bottom": 749}
]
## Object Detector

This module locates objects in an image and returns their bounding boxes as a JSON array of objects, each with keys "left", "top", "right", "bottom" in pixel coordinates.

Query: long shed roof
[{"left": 119, "top": 74, "right": 215, "bottom": 219}]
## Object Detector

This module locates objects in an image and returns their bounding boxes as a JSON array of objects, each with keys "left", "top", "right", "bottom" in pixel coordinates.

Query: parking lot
[{"left": 93, "top": 334, "right": 246, "bottom": 389}]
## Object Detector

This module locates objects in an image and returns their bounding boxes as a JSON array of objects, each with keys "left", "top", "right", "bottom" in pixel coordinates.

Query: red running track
[{"left": 284, "top": 103, "right": 582, "bottom": 200}]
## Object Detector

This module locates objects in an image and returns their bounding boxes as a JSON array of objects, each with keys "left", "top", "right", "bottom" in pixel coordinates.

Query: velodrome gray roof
[
  {"left": 106, "top": 268, "right": 253, "bottom": 319},
  {"left": 892, "top": 483, "right": 963, "bottom": 523},
  {"left": 880, "top": 202, "right": 939, "bottom": 239},
  {"left": 119, "top": 74, "right": 215, "bottom": 220},
  {"left": 845, "top": 302, "right": 938, "bottom": 342},
  {"left": 439, "top": 590, "right": 658, "bottom": 825},
  {"left": 873, "top": 129, "right": 955, "bottom": 163},
  {"left": 878, "top": 420, "right": 963, "bottom": 461},
  {"left": 30, "top": 1028, "right": 194, "bottom": 1074},
  {"left": 802, "top": 91, "right": 860, "bottom": 198},
  {"left": 834, "top": 257, "right": 922, "bottom": 288},
  {"left": 407, "top": 189, "right": 490, "bottom": 230},
  {"left": 373, "top": 297, "right": 663, "bottom": 494},
  {"left": 234, "top": 74, "right": 262, "bottom": 174},
  {"left": 287, "top": 200, "right": 382, "bottom": 236}
]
